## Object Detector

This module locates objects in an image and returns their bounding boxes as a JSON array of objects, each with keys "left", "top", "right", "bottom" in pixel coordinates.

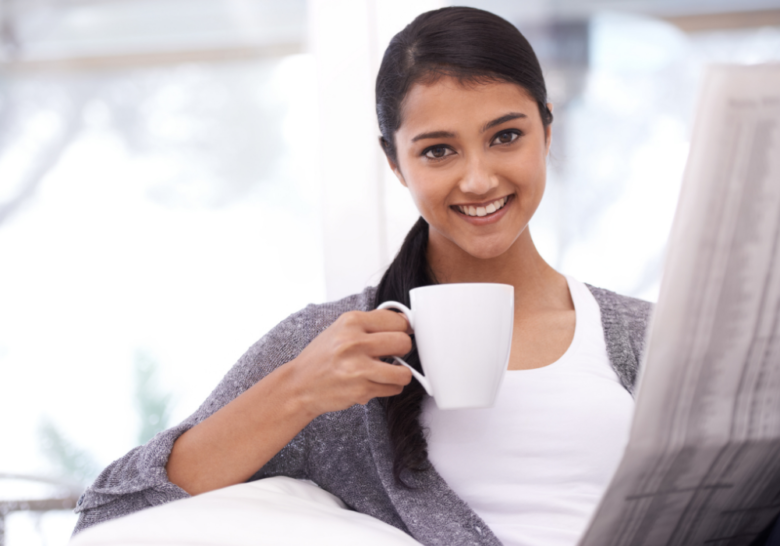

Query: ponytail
[{"left": 374, "top": 216, "right": 437, "bottom": 486}]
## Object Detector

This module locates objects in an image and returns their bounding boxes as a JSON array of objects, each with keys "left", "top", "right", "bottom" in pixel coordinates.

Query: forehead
[{"left": 398, "top": 76, "right": 539, "bottom": 134}]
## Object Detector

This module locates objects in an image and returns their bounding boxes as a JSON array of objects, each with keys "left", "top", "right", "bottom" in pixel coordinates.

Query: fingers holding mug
[
  {"left": 376, "top": 301, "right": 414, "bottom": 332},
  {"left": 363, "top": 308, "right": 413, "bottom": 335}
]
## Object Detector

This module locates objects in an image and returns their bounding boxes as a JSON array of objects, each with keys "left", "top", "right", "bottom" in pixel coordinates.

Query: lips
[{"left": 454, "top": 195, "right": 510, "bottom": 217}]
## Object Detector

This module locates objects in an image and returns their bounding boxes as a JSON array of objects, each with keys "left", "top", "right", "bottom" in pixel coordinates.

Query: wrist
[{"left": 262, "top": 359, "right": 322, "bottom": 424}]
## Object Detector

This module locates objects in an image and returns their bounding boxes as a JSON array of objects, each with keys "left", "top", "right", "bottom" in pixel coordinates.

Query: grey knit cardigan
[{"left": 73, "top": 284, "right": 652, "bottom": 545}]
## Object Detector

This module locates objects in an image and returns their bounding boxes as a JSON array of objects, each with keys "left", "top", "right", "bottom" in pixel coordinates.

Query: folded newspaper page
[{"left": 580, "top": 64, "right": 780, "bottom": 546}]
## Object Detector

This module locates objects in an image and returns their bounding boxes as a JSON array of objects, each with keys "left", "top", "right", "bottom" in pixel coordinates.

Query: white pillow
[{"left": 70, "top": 477, "right": 422, "bottom": 546}]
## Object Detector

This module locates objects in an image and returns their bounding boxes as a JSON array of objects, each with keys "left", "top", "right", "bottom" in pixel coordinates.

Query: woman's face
[{"left": 391, "top": 76, "right": 551, "bottom": 262}]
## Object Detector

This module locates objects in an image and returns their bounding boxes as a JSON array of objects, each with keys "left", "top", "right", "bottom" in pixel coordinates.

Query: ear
[
  {"left": 379, "top": 137, "right": 408, "bottom": 187},
  {"left": 387, "top": 155, "right": 408, "bottom": 187},
  {"left": 544, "top": 102, "right": 553, "bottom": 155}
]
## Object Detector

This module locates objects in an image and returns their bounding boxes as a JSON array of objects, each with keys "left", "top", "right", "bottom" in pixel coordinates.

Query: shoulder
[
  {"left": 205, "top": 286, "right": 380, "bottom": 408},
  {"left": 292, "top": 286, "right": 379, "bottom": 335},
  {"left": 584, "top": 283, "right": 654, "bottom": 394},
  {"left": 240, "top": 286, "right": 378, "bottom": 362},
  {"left": 247, "top": 284, "right": 377, "bottom": 348},
  {"left": 585, "top": 284, "right": 653, "bottom": 329}
]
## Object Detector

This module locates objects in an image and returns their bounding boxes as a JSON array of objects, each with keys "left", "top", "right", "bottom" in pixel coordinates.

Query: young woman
[{"left": 73, "top": 7, "right": 652, "bottom": 546}]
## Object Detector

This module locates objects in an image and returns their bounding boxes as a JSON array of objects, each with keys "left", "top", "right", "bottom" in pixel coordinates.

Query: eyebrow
[
  {"left": 411, "top": 130, "right": 456, "bottom": 143},
  {"left": 482, "top": 112, "right": 526, "bottom": 132},
  {"left": 410, "top": 112, "right": 528, "bottom": 143}
]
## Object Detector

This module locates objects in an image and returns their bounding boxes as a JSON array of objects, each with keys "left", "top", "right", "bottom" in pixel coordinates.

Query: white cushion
[{"left": 70, "top": 477, "right": 422, "bottom": 546}]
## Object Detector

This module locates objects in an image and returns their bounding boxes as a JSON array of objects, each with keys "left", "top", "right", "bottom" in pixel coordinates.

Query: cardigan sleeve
[{"left": 72, "top": 303, "right": 323, "bottom": 534}]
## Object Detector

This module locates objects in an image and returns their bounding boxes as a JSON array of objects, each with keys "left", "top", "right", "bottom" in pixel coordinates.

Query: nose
[{"left": 458, "top": 155, "right": 499, "bottom": 196}]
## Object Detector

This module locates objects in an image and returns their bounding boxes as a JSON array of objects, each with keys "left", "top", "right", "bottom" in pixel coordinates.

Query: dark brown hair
[{"left": 373, "top": 6, "right": 552, "bottom": 485}]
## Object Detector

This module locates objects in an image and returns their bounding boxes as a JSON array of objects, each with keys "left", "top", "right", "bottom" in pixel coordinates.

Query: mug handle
[{"left": 376, "top": 301, "right": 433, "bottom": 397}]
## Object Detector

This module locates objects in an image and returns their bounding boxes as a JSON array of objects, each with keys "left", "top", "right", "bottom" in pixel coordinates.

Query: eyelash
[
  {"left": 420, "top": 129, "right": 523, "bottom": 160},
  {"left": 422, "top": 145, "right": 454, "bottom": 160},
  {"left": 491, "top": 129, "right": 522, "bottom": 146}
]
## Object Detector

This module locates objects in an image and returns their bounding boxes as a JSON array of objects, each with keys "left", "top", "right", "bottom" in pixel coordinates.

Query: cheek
[
  {"left": 404, "top": 167, "right": 450, "bottom": 210},
  {"left": 407, "top": 183, "right": 441, "bottom": 216},
  {"left": 505, "top": 152, "right": 547, "bottom": 188}
]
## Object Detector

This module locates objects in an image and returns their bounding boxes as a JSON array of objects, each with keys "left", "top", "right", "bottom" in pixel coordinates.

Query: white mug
[{"left": 378, "top": 283, "right": 514, "bottom": 409}]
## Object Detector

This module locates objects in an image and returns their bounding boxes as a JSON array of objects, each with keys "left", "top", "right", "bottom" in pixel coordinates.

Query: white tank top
[{"left": 420, "top": 276, "right": 634, "bottom": 546}]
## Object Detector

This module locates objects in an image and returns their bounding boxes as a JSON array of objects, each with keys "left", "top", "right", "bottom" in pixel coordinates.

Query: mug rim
[{"left": 410, "top": 282, "right": 513, "bottom": 293}]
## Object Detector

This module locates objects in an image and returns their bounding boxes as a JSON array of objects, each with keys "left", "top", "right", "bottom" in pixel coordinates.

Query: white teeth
[{"left": 458, "top": 196, "right": 509, "bottom": 217}]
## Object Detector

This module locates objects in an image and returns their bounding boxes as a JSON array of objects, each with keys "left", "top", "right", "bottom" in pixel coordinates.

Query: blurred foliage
[
  {"left": 38, "top": 418, "right": 101, "bottom": 487},
  {"left": 134, "top": 350, "right": 174, "bottom": 446},
  {"left": 38, "top": 349, "right": 175, "bottom": 486}
]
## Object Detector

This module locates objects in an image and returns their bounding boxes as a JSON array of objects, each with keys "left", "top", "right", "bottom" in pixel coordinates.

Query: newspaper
[{"left": 580, "top": 64, "right": 780, "bottom": 546}]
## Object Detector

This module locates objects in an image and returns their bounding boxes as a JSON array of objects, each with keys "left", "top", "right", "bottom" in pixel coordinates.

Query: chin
[
  {"left": 430, "top": 224, "right": 521, "bottom": 263},
  {"left": 459, "top": 240, "right": 513, "bottom": 261}
]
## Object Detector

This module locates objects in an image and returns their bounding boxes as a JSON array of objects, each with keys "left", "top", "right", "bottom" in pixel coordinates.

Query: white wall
[{"left": 308, "top": 0, "right": 443, "bottom": 301}]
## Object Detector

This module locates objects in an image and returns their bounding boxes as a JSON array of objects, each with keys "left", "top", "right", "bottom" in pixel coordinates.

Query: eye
[
  {"left": 491, "top": 130, "right": 521, "bottom": 146},
  {"left": 423, "top": 145, "right": 454, "bottom": 160}
]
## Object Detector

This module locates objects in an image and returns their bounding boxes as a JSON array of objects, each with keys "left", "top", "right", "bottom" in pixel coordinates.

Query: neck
[{"left": 426, "top": 227, "right": 569, "bottom": 312}]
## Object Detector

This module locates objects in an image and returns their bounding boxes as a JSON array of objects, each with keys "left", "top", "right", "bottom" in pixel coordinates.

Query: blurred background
[{"left": 0, "top": 0, "right": 778, "bottom": 543}]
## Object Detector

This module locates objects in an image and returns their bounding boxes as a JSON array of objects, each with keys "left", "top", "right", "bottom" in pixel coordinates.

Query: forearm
[
  {"left": 166, "top": 309, "right": 411, "bottom": 495},
  {"left": 166, "top": 362, "right": 316, "bottom": 495}
]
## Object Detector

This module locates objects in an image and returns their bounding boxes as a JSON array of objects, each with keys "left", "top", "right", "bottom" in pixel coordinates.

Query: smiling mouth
[{"left": 453, "top": 195, "right": 511, "bottom": 217}]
